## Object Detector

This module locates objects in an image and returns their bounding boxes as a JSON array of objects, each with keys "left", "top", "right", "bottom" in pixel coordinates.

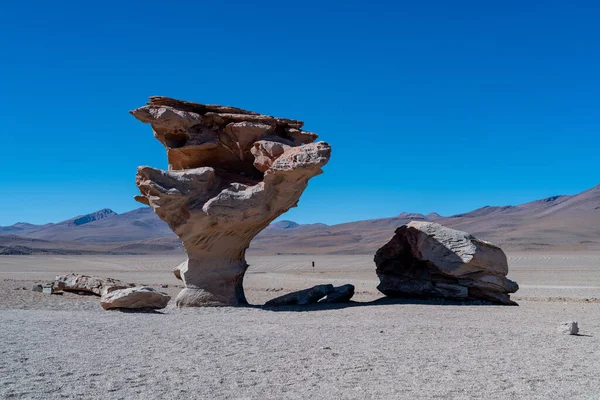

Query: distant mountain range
[{"left": 1, "top": 184, "right": 598, "bottom": 255}]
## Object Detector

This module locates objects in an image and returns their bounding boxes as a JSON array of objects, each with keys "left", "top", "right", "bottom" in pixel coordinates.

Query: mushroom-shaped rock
[
  {"left": 375, "top": 222, "right": 519, "bottom": 305},
  {"left": 132, "top": 97, "right": 331, "bottom": 307}
]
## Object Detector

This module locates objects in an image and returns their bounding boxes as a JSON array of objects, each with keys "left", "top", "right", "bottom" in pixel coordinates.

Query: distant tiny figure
[{"left": 312, "top": 261, "right": 315, "bottom": 270}]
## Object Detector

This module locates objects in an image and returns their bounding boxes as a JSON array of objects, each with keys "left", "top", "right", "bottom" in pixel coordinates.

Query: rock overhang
[{"left": 130, "top": 96, "right": 321, "bottom": 180}]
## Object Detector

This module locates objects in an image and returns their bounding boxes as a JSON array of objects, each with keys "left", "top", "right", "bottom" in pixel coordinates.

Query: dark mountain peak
[
  {"left": 122, "top": 207, "right": 153, "bottom": 216},
  {"left": 426, "top": 212, "right": 442, "bottom": 219},
  {"left": 11, "top": 222, "right": 40, "bottom": 228},
  {"left": 0, "top": 221, "right": 51, "bottom": 235},
  {"left": 70, "top": 209, "right": 117, "bottom": 226},
  {"left": 397, "top": 212, "right": 427, "bottom": 220},
  {"left": 269, "top": 220, "right": 300, "bottom": 229},
  {"left": 541, "top": 195, "right": 565, "bottom": 203}
]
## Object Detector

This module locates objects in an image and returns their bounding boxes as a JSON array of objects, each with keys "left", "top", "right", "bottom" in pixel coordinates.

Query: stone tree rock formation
[
  {"left": 131, "top": 96, "right": 331, "bottom": 307},
  {"left": 375, "top": 221, "right": 519, "bottom": 305}
]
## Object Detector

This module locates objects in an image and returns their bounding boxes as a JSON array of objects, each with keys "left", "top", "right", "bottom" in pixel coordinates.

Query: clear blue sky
[{"left": 1, "top": 0, "right": 598, "bottom": 226}]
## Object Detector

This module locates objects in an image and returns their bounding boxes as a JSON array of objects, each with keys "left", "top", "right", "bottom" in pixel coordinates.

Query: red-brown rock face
[{"left": 131, "top": 97, "right": 331, "bottom": 306}]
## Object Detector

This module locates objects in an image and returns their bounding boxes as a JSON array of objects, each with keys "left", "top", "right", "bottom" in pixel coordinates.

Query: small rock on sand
[
  {"left": 31, "top": 284, "right": 43, "bottom": 292},
  {"left": 42, "top": 285, "right": 54, "bottom": 295},
  {"left": 560, "top": 321, "right": 579, "bottom": 335}
]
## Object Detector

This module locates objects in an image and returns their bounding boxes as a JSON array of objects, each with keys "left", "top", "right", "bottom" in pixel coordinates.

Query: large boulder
[
  {"left": 375, "top": 222, "right": 519, "bottom": 305},
  {"left": 54, "top": 274, "right": 132, "bottom": 296},
  {"left": 131, "top": 96, "right": 331, "bottom": 307},
  {"left": 100, "top": 287, "right": 171, "bottom": 310}
]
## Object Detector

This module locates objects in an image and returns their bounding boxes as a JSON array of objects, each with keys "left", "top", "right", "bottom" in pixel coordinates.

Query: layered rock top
[{"left": 131, "top": 96, "right": 319, "bottom": 176}]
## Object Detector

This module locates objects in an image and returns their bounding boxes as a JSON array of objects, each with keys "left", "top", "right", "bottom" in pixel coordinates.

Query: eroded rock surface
[
  {"left": 54, "top": 274, "right": 132, "bottom": 296},
  {"left": 100, "top": 287, "right": 171, "bottom": 310},
  {"left": 375, "top": 222, "right": 519, "bottom": 305},
  {"left": 132, "top": 96, "right": 331, "bottom": 306}
]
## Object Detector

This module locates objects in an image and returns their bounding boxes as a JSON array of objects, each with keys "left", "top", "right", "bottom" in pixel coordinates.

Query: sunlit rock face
[{"left": 132, "top": 97, "right": 331, "bottom": 307}]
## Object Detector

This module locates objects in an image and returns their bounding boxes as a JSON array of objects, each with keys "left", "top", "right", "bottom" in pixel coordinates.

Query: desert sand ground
[{"left": 1, "top": 252, "right": 600, "bottom": 399}]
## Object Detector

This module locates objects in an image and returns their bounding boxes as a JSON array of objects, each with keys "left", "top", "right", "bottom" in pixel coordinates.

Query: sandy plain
[{"left": 1, "top": 252, "right": 600, "bottom": 399}]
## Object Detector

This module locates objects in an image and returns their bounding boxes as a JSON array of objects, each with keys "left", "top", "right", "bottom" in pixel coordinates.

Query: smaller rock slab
[
  {"left": 319, "top": 284, "right": 355, "bottom": 304},
  {"left": 100, "top": 287, "right": 171, "bottom": 310},
  {"left": 265, "top": 284, "right": 356, "bottom": 306},
  {"left": 265, "top": 284, "right": 334, "bottom": 306},
  {"left": 55, "top": 274, "right": 132, "bottom": 296}
]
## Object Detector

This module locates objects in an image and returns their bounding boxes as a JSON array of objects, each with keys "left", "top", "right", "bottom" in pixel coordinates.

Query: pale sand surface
[{"left": 1, "top": 252, "right": 600, "bottom": 399}]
